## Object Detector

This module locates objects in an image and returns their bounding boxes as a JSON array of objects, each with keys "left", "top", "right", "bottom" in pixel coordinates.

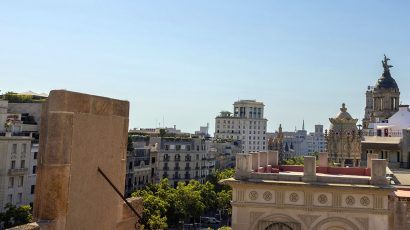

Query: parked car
[{"left": 201, "top": 217, "right": 221, "bottom": 224}]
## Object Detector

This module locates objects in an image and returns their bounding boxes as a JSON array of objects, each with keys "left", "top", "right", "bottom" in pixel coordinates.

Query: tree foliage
[
  {"left": 132, "top": 168, "right": 235, "bottom": 228},
  {"left": 1, "top": 92, "right": 44, "bottom": 103},
  {"left": 283, "top": 156, "right": 304, "bottom": 165},
  {"left": 0, "top": 204, "right": 32, "bottom": 228}
]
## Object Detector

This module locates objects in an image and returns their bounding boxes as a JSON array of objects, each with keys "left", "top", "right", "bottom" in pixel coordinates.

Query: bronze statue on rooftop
[{"left": 382, "top": 54, "right": 393, "bottom": 72}]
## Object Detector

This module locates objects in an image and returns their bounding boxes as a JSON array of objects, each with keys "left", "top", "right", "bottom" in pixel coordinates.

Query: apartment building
[
  {"left": 0, "top": 99, "right": 40, "bottom": 211},
  {"left": 215, "top": 100, "right": 268, "bottom": 153},
  {"left": 306, "top": 124, "right": 326, "bottom": 153},
  {"left": 156, "top": 137, "right": 210, "bottom": 187}
]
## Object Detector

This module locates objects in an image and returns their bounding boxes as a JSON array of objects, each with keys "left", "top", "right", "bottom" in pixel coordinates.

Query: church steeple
[{"left": 376, "top": 55, "right": 399, "bottom": 90}]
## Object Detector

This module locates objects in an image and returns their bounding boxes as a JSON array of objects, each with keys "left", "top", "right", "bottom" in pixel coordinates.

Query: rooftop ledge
[
  {"left": 220, "top": 177, "right": 393, "bottom": 190},
  {"left": 234, "top": 152, "right": 390, "bottom": 186}
]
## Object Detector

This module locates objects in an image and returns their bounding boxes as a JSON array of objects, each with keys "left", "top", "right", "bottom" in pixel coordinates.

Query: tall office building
[{"left": 215, "top": 100, "right": 268, "bottom": 153}]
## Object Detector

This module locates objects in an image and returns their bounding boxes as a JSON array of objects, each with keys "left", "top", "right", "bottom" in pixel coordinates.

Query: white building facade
[
  {"left": 215, "top": 100, "right": 268, "bottom": 153},
  {"left": 0, "top": 99, "right": 40, "bottom": 212},
  {"left": 306, "top": 124, "right": 326, "bottom": 153}
]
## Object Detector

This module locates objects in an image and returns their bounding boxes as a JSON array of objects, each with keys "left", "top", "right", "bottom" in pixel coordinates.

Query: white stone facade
[
  {"left": 0, "top": 134, "right": 34, "bottom": 212},
  {"left": 156, "top": 137, "right": 211, "bottom": 187},
  {"left": 306, "top": 125, "right": 326, "bottom": 153},
  {"left": 215, "top": 100, "right": 268, "bottom": 153}
]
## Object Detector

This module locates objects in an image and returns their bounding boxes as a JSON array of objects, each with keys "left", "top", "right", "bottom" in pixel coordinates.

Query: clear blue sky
[{"left": 2, "top": 1, "right": 410, "bottom": 134}]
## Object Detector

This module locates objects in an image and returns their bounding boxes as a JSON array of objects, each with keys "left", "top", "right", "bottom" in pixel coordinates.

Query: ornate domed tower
[
  {"left": 327, "top": 103, "right": 361, "bottom": 167},
  {"left": 363, "top": 55, "right": 400, "bottom": 128}
]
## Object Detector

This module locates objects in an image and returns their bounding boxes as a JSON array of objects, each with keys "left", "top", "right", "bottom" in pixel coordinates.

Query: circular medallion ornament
[
  {"left": 263, "top": 191, "right": 272, "bottom": 201},
  {"left": 360, "top": 196, "right": 370, "bottom": 206},
  {"left": 345, "top": 196, "right": 355, "bottom": 206},
  {"left": 249, "top": 191, "right": 258, "bottom": 200},
  {"left": 318, "top": 194, "right": 328, "bottom": 204},
  {"left": 289, "top": 193, "right": 299, "bottom": 202}
]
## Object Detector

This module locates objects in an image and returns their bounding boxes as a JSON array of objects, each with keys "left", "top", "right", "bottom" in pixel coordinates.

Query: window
[
  {"left": 32, "top": 166, "right": 37, "bottom": 174},
  {"left": 21, "top": 160, "right": 25, "bottom": 168},
  {"left": 17, "top": 193, "right": 22, "bottom": 204},
  {"left": 34, "top": 152, "right": 38, "bottom": 159},
  {"left": 151, "top": 157, "right": 155, "bottom": 164},
  {"left": 31, "top": 185, "right": 35, "bottom": 194},
  {"left": 18, "top": 176, "right": 24, "bottom": 187},
  {"left": 8, "top": 177, "right": 14, "bottom": 188},
  {"left": 11, "top": 160, "right": 15, "bottom": 169},
  {"left": 22, "top": 144, "right": 27, "bottom": 153},
  {"left": 12, "top": 144, "right": 17, "bottom": 154},
  {"left": 7, "top": 194, "right": 12, "bottom": 204}
]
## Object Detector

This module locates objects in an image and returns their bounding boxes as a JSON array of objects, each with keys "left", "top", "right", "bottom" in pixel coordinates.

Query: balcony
[
  {"left": 173, "top": 175, "right": 180, "bottom": 180},
  {"left": 163, "top": 166, "right": 169, "bottom": 170},
  {"left": 174, "top": 166, "right": 180, "bottom": 171},
  {"left": 175, "top": 157, "right": 181, "bottom": 162},
  {"left": 185, "top": 167, "right": 191, "bottom": 171},
  {"left": 201, "top": 165, "right": 206, "bottom": 169},
  {"left": 162, "top": 174, "right": 169, "bottom": 178},
  {"left": 184, "top": 174, "right": 191, "bottom": 179},
  {"left": 8, "top": 168, "right": 28, "bottom": 176},
  {"left": 195, "top": 166, "right": 200, "bottom": 170},
  {"left": 185, "top": 158, "right": 191, "bottom": 162},
  {"left": 164, "top": 157, "right": 170, "bottom": 162}
]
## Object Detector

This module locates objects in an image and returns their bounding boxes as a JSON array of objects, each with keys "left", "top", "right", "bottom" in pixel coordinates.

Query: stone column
[
  {"left": 367, "top": 153, "right": 379, "bottom": 169},
  {"left": 302, "top": 156, "right": 317, "bottom": 182},
  {"left": 259, "top": 152, "right": 268, "bottom": 168},
  {"left": 251, "top": 153, "right": 259, "bottom": 170},
  {"left": 318, "top": 152, "right": 328, "bottom": 167},
  {"left": 370, "top": 159, "right": 388, "bottom": 185},
  {"left": 268, "top": 151, "right": 279, "bottom": 167},
  {"left": 235, "top": 153, "right": 252, "bottom": 180},
  {"left": 33, "top": 90, "right": 140, "bottom": 230}
]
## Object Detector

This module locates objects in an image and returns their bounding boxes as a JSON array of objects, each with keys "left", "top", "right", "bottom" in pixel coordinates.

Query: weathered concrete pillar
[
  {"left": 259, "top": 152, "right": 268, "bottom": 168},
  {"left": 34, "top": 90, "right": 141, "bottom": 230},
  {"left": 370, "top": 159, "right": 388, "bottom": 185},
  {"left": 318, "top": 152, "right": 328, "bottom": 167},
  {"left": 302, "top": 156, "right": 316, "bottom": 182},
  {"left": 251, "top": 153, "right": 259, "bottom": 170},
  {"left": 267, "top": 151, "right": 279, "bottom": 167},
  {"left": 235, "top": 153, "right": 253, "bottom": 180},
  {"left": 367, "top": 153, "right": 379, "bottom": 168}
]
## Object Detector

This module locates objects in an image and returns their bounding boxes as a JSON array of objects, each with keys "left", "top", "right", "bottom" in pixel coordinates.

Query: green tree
[
  {"left": 0, "top": 204, "right": 32, "bottom": 228},
  {"left": 218, "top": 227, "right": 232, "bottom": 230},
  {"left": 216, "top": 190, "right": 232, "bottom": 214},
  {"left": 190, "top": 180, "right": 217, "bottom": 211},
  {"left": 133, "top": 179, "right": 171, "bottom": 230},
  {"left": 173, "top": 181, "right": 205, "bottom": 222},
  {"left": 284, "top": 156, "right": 304, "bottom": 165},
  {"left": 159, "top": 129, "right": 167, "bottom": 137},
  {"left": 2, "top": 92, "right": 34, "bottom": 103}
]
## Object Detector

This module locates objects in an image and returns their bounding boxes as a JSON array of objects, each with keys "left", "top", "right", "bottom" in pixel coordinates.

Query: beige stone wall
[
  {"left": 33, "top": 90, "right": 140, "bottom": 230},
  {"left": 228, "top": 181, "right": 393, "bottom": 230}
]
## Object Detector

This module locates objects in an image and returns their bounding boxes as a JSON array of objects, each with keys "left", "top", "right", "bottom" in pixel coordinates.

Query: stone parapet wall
[{"left": 32, "top": 90, "right": 141, "bottom": 230}]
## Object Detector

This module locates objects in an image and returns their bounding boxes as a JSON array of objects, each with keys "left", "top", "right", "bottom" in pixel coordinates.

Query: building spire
[{"left": 302, "top": 120, "right": 305, "bottom": 131}]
